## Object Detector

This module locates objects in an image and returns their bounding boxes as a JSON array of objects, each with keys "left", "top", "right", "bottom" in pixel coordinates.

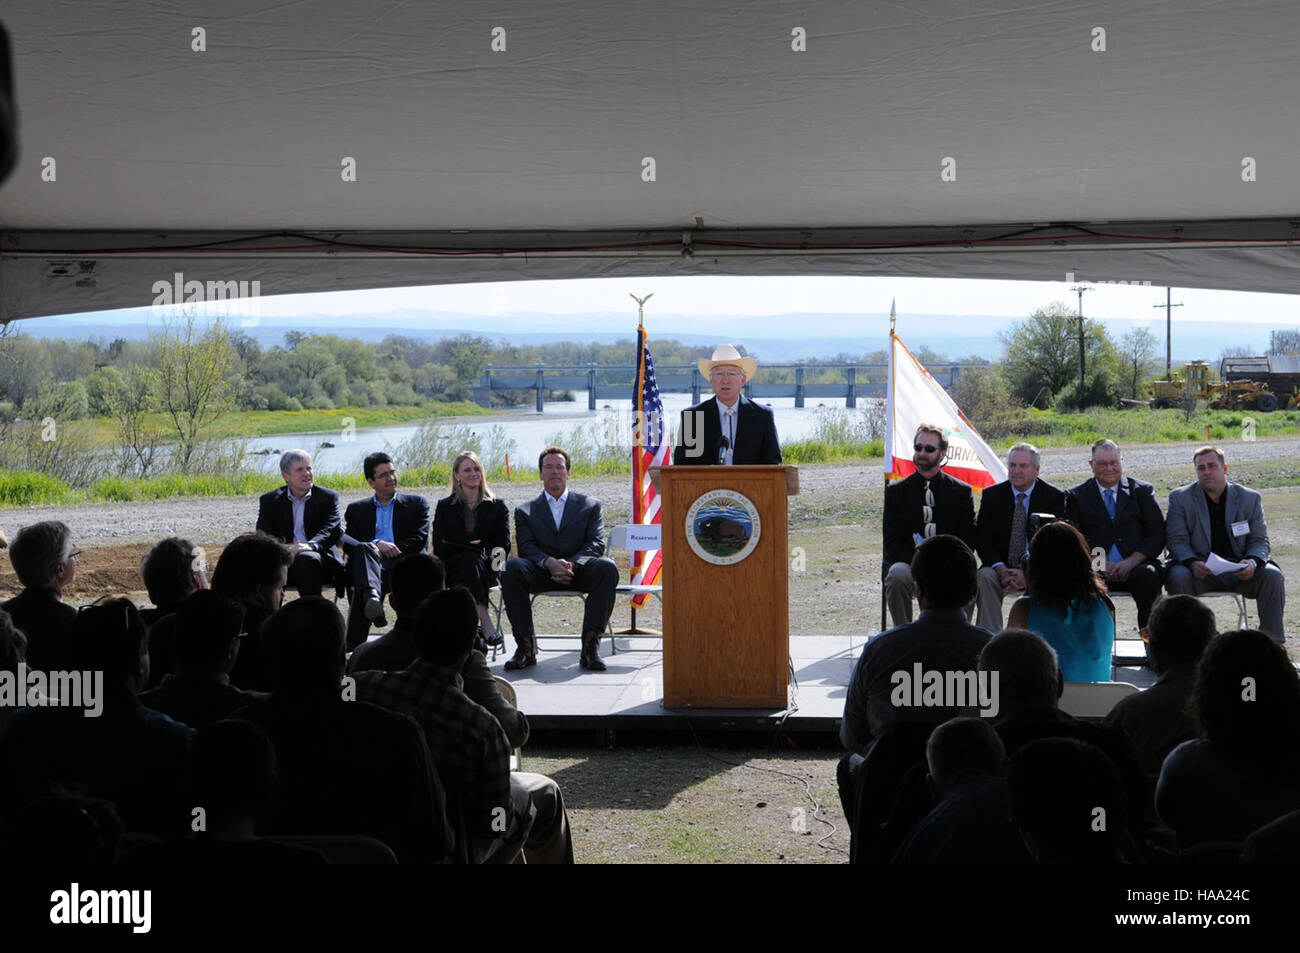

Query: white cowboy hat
[{"left": 698, "top": 344, "right": 758, "bottom": 380}]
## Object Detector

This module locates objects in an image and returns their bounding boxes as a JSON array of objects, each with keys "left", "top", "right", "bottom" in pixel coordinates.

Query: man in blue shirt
[{"left": 341, "top": 452, "right": 431, "bottom": 649}]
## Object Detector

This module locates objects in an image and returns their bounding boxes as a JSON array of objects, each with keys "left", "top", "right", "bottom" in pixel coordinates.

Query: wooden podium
[{"left": 658, "top": 465, "right": 795, "bottom": 708}]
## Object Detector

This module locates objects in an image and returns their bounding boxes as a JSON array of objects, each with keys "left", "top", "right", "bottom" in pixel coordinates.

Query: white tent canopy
[{"left": 3, "top": 1, "right": 1300, "bottom": 321}]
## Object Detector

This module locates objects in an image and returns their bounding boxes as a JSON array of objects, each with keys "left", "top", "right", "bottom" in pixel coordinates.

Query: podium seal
[{"left": 685, "top": 489, "right": 761, "bottom": 565}]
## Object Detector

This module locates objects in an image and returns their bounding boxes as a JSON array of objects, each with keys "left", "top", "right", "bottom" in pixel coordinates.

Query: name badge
[{"left": 1232, "top": 520, "right": 1250, "bottom": 537}]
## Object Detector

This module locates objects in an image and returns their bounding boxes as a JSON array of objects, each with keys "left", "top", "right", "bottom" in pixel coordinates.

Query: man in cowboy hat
[{"left": 672, "top": 344, "right": 782, "bottom": 466}]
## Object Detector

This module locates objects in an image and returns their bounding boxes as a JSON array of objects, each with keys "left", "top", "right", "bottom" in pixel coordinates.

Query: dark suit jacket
[
  {"left": 1, "top": 588, "right": 77, "bottom": 672},
  {"left": 883, "top": 471, "right": 977, "bottom": 574},
  {"left": 1065, "top": 476, "right": 1166, "bottom": 560},
  {"left": 340, "top": 492, "right": 431, "bottom": 556},
  {"left": 672, "top": 394, "right": 782, "bottom": 465},
  {"left": 975, "top": 479, "right": 1067, "bottom": 568},
  {"left": 514, "top": 491, "right": 605, "bottom": 566},
  {"left": 432, "top": 495, "right": 511, "bottom": 565},
  {"left": 256, "top": 484, "right": 343, "bottom": 570}
]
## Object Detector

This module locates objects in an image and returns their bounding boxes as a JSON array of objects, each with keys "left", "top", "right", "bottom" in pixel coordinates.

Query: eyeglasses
[
  {"left": 67, "top": 550, "right": 82, "bottom": 561},
  {"left": 913, "top": 443, "right": 939, "bottom": 454}
]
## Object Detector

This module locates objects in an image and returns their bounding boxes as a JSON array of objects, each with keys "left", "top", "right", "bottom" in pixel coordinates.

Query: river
[{"left": 245, "top": 394, "right": 882, "bottom": 473}]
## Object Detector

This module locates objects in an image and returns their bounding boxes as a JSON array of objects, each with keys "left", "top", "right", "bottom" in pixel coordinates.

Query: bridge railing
[{"left": 474, "top": 363, "right": 984, "bottom": 410}]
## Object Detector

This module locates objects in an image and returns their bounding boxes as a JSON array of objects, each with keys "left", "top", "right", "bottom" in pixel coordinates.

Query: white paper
[{"left": 1207, "top": 552, "right": 1250, "bottom": 575}]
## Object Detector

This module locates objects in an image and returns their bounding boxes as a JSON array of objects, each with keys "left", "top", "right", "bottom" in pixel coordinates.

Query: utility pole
[
  {"left": 1071, "top": 284, "right": 1091, "bottom": 394},
  {"left": 1153, "top": 288, "right": 1183, "bottom": 377}
]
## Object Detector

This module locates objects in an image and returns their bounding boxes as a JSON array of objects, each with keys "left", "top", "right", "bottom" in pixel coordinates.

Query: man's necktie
[
  {"left": 922, "top": 480, "right": 936, "bottom": 539},
  {"left": 724, "top": 408, "right": 735, "bottom": 464},
  {"left": 1008, "top": 491, "right": 1027, "bottom": 568},
  {"left": 1104, "top": 488, "right": 1122, "bottom": 563}
]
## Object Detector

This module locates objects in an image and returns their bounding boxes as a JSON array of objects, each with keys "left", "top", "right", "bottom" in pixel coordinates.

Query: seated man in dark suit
[
  {"left": 255, "top": 449, "right": 342, "bottom": 597},
  {"left": 501, "top": 446, "right": 618, "bottom": 672},
  {"left": 340, "top": 452, "right": 431, "bottom": 650},
  {"left": 974, "top": 442, "right": 1066, "bottom": 632},
  {"left": 1064, "top": 438, "right": 1166, "bottom": 635},
  {"left": 1165, "top": 445, "right": 1286, "bottom": 641},
  {"left": 671, "top": 344, "right": 781, "bottom": 465},
  {"left": 1, "top": 520, "right": 79, "bottom": 673},
  {"left": 882, "top": 423, "right": 977, "bottom": 627}
]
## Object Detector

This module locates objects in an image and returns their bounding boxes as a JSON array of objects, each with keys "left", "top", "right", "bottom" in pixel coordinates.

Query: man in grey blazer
[
  {"left": 1165, "top": 446, "right": 1285, "bottom": 641},
  {"left": 501, "top": 446, "right": 619, "bottom": 672}
]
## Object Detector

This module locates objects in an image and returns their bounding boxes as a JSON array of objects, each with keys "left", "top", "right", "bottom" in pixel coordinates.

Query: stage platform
[{"left": 489, "top": 633, "right": 1156, "bottom": 745}]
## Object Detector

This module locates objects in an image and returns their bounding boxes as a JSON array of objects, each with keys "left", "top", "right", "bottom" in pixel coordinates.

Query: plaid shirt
[{"left": 354, "top": 659, "right": 511, "bottom": 837}]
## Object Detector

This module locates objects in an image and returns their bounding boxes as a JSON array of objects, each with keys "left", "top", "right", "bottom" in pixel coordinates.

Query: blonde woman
[{"left": 432, "top": 451, "right": 511, "bottom": 646}]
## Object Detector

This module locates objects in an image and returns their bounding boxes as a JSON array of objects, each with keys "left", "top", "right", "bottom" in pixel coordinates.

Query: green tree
[
  {"left": 100, "top": 364, "right": 165, "bottom": 477},
  {"left": 1120, "top": 327, "right": 1160, "bottom": 400},
  {"left": 999, "top": 302, "right": 1118, "bottom": 408},
  {"left": 153, "top": 316, "right": 237, "bottom": 471}
]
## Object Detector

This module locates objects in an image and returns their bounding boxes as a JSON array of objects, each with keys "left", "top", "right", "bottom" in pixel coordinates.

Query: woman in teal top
[{"left": 1008, "top": 521, "right": 1116, "bottom": 682}]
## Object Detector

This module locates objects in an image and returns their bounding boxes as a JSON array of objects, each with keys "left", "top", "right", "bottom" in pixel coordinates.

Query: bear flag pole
[{"left": 881, "top": 299, "right": 1007, "bottom": 629}]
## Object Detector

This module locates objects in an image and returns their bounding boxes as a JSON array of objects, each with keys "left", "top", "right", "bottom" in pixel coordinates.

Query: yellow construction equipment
[{"left": 1149, "top": 360, "right": 1279, "bottom": 412}]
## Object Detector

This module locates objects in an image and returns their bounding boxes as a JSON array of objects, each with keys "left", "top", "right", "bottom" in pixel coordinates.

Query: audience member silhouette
[
  {"left": 893, "top": 717, "right": 1032, "bottom": 864},
  {"left": 0, "top": 791, "right": 122, "bottom": 864},
  {"left": 1105, "top": 595, "right": 1215, "bottom": 781},
  {"left": 1007, "top": 737, "right": 1128, "bottom": 863},
  {"left": 1007, "top": 521, "right": 1116, "bottom": 682},
  {"left": 1155, "top": 628, "right": 1300, "bottom": 849},
  {"left": 124, "top": 719, "right": 326, "bottom": 866},
  {"left": 347, "top": 554, "right": 528, "bottom": 748},
  {"left": 139, "top": 536, "right": 208, "bottom": 626},
  {"left": 2, "top": 520, "right": 79, "bottom": 673},
  {"left": 354, "top": 586, "right": 573, "bottom": 863},
  {"left": 345, "top": 553, "right": 445, "bottom": 675},
  {"left": 0, "top": 598, "right": 193, "bottom": 836},
  {"left": 140, "top": 590, "right": 267, "bottom": 729},
  {"left": 235, "top": 596, "right": 452, "bottom": 862},
  {"left": 0, "top": 607, "right": 28, "bottom": 734},
  {"left": 139, "top": 536, "right": 209, "bottom": 687},
  {"left": 838, "top": 534, "right": 992, "bottom": 846},
  {"left": 978, "top": 628, "right": 1148, "bottom": 850},
  {"left": 210, "top": 532, "right": 292, "bottom": 692}
]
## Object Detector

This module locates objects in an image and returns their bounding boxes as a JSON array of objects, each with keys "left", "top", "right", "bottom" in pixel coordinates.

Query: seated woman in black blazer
[{"left": 433, "top": 450, "right": 511, "bottom": 646}]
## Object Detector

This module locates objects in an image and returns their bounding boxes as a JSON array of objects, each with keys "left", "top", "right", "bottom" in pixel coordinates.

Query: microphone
[{"left": 718, "top": 435, "right": 731, "bottom": 465}]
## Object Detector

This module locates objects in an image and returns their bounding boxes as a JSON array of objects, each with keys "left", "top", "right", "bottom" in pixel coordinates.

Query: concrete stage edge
[{"left": 487, "top": 634, "right": 1155, "bottom": 744}]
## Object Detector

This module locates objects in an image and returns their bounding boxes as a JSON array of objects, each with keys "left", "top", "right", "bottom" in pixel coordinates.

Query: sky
[{"left": 185, "top": 274, "right": 1300, "bottom": 328}]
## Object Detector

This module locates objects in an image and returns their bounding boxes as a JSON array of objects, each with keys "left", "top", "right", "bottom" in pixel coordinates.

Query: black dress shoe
[
  {"left": 484, "top": 631, "right": 505, "bottom": 647},
  {"left": 504, "top": 652, "right": 537, "bottom": 671},
  {"left": 579, "top": 651, "right": 607, "bottom": 672}
]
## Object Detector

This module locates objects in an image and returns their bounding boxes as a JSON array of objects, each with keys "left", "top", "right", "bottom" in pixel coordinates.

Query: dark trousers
[
  {"left": 501, "top": 556, "right": 618, "bottom": 654},
  {"left": 288, "top": 550, "right": 328, "bottom": 596},
  {"left": 1104, "top": 561, "right": 1163, "bottom": 628},
  {"left": 345, "top": 546, "right": 396, "bottom": 650}
]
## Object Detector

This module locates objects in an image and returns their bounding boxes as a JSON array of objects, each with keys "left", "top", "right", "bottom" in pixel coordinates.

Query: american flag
[{"left": 630, "top": 325, "right": 668, "bottom": 606}]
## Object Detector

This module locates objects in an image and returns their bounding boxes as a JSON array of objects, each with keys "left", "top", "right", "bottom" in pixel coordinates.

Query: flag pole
[
  {"left": 627, "top": 292, "right": 655, "bottom": 634},
  {"left": 882, "top": 300, "right": 896, "bottom": 631}
]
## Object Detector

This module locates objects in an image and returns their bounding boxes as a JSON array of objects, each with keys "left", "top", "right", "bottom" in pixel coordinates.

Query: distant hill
[{"left": 13, "top": 308, "right": 1275, "bottom": 365}]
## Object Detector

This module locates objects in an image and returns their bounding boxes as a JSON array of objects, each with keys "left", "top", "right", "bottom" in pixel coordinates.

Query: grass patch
[
  {"left": 785, "top": 438, "right": 884, "bottom": 463},
  {"left": 0, "top": 470, "right": 74, "bottom": 506},
  {"left": 973, "top": 407, "right": 1300, "bottom": 447}
]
